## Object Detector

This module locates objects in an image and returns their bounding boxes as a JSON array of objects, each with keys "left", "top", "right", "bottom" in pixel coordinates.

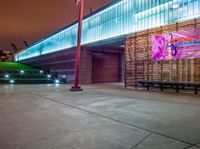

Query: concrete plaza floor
[{"left": 0, "top": 83, "right": 200, "bottom": 149}]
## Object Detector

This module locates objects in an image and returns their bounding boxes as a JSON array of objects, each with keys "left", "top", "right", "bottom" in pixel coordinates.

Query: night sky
[{"left": 0, "top": 0, "right": 110, "bottom": 50}]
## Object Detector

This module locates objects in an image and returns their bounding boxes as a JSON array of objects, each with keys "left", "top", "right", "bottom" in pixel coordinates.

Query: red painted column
[{"left": 70, "top": 0, "right": 84, "bottom": 91}]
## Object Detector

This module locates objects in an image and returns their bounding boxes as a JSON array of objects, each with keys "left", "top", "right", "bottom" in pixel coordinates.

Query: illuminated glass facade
[{"left": 15, "top": 0, "right": 200, "bottom": 61}]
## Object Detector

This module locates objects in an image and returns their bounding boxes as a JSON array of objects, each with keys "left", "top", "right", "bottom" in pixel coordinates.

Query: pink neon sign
[{"left": 152, "top": 28, "right": 200, "bottom": 61}]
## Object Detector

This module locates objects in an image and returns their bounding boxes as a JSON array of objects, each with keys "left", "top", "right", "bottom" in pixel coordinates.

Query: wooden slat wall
[
  {"left": 79, "top": 48, "right": 92, "bottom": 84},
  {"left": 125, "top": 18, "right": 200, "bottom": 87}
]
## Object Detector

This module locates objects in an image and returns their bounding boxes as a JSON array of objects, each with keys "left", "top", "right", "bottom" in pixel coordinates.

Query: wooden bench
[{"left": 137, "top": 80, "right": 200, "bottom": 94}]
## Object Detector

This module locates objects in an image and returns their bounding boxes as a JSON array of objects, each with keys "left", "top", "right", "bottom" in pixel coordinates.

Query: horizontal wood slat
[{"left": 125, "top": 19, "right": 200, "bottom": 88}]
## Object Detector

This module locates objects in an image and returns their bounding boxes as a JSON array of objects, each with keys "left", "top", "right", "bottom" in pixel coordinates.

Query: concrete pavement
[{"left": 0, "top": 84, "right": 200, "bottom": 149}]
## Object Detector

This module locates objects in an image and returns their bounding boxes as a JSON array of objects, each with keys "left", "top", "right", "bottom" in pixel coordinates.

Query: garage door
[{"left": 92, "top": 52, "right": 120, "bottom": 83}]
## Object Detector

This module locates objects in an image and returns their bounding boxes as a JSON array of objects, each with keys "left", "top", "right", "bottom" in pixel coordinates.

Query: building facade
[{"left": 15, "top": 0, "right": 200, "bottom": 85}]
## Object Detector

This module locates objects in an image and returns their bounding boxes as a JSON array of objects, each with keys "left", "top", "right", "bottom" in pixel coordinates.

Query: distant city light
[
  {"left": 5, "top": 74, "right": 10, "bottom": 78},
  {"left": 62, "top": 75, "right": 66, "bottom": 78},
  {"left": 47, "top": 74, "right": 51, "bottom": 78},
  {"left": 39, "top": 70, "right": 44, "bottom": 74},
  {"left": 55, "top": 79, "right": 60, "bottom": 84},
  {"left": 10, "top": 80, "right": 15, "bottom": 84},
  {"left": 20, "top": 70, "right": 25, "bottom": 74}
]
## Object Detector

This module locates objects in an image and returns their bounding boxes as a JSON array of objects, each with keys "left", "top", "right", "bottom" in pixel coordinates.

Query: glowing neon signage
[{"left": 152, "top": 28, "right": 200, "bottom": 61}]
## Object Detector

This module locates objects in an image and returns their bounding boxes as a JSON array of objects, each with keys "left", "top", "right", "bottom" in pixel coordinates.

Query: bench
[{"left": 137, "top": 80, "right": 200, "bottom": 94}]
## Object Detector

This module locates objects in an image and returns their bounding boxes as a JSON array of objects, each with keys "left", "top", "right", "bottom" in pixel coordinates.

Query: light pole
[{"left": 70, "top": 0, "right": 84, "bottom": 91}]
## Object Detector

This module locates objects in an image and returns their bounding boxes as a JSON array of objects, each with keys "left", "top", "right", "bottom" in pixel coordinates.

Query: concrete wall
[
  {"left": 19, "top": 47, "right": 124, "bottom": 84},
  {"left": 79, "top": 47, "right": 124, "bottom": 84},
  {"left": 19, "top": 48, "right": 76, "bottom": 83}
]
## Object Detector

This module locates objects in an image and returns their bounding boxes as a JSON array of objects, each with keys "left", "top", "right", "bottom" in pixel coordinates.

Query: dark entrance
[{"left": 92, "top": 52, "right": 120, "bottom": 83}]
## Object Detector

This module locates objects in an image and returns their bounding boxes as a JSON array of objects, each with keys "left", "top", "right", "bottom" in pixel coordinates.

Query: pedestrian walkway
[{"left": 0, "top": 84, "right": 200, "bottom": 149}]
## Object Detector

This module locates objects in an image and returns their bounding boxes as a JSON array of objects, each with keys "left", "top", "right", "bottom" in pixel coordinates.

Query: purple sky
[{"left": 0, "top": 0, "right": 110, "bottom": 50}]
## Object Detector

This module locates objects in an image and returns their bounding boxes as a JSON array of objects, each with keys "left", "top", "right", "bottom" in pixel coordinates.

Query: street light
[{"left": 70, "top": 0, "right": 84, "bottom": 91}]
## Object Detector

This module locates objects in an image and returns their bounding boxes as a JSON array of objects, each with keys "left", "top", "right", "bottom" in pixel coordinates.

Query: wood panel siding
[{"left": 125, "top": 18, "right": 200, "bottom": 87}]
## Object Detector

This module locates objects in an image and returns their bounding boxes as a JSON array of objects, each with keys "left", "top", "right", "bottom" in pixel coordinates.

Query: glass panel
[{"left": 15, "top": 0, "right": 200, "bottom": 61}]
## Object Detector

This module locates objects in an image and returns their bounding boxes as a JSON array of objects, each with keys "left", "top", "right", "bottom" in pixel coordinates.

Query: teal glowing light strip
[{"left": 15, "top": 0, "right": 200, "bottom": 61}]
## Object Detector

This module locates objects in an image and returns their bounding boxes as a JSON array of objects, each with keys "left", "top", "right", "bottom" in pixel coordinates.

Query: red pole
[{"left": 70, "top": 0, "right": 84, "bottom": 91}]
